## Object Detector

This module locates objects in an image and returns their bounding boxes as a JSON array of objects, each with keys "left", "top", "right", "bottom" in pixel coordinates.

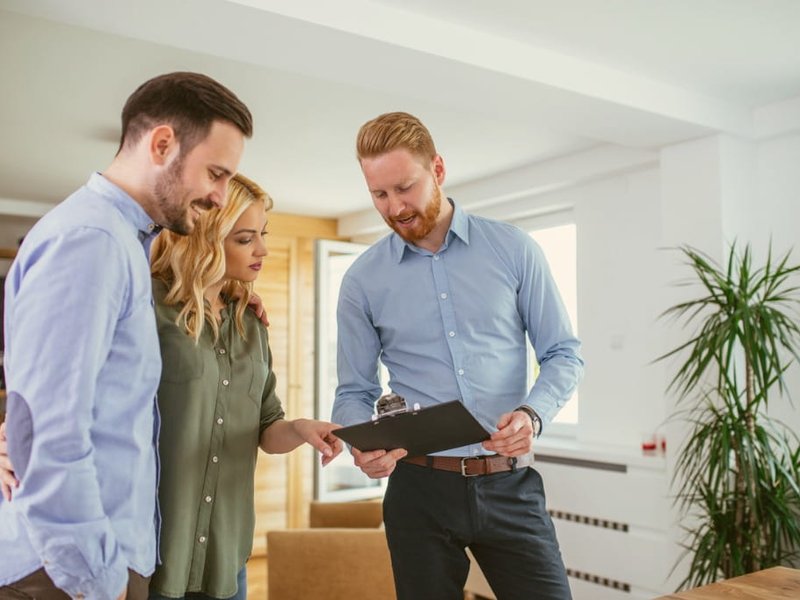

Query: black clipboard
[{"left": 334, "top": 400, "right": 490, "bottom": 456}]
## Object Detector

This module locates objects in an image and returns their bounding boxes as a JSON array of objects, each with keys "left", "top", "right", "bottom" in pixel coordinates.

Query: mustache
[
  {"left": 192, "top": 198, "right": 216, "bottom": 211},
  {"left": 391, "top": 211, "right": 416, "bottom": 223}
]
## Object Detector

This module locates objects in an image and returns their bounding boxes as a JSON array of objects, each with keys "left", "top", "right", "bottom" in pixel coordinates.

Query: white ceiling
[
  {"left": 0, "top": 0, "right": 798, "bottom": 219},
  {"left": 374, "top": 0, "right": 800, "bottom": 107}
]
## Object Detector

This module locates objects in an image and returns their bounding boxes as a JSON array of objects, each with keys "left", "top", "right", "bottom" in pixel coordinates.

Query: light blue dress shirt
[
  {"left": 333, "top": 199, "right": 583, "bottom": 457},
  {"left": 0, "top": 173, "right": 162, "bottom": 599}
]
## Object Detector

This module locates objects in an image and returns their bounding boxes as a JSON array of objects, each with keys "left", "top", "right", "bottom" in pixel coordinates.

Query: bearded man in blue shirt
[
  {"left": 0, "top": 72, "right": 251, "bottom": 600},
  {"left": 333, "top": 112, "right": 584, "bottom": 600}
]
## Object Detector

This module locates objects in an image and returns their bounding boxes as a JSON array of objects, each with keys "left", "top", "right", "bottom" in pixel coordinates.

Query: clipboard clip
[{"left": 371, "top": 393, "right": 421, "bottom": 422}]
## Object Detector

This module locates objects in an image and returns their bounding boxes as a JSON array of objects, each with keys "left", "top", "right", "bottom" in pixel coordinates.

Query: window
[{"left": 519, "top": 218, "right": 579, "bottom": 429}]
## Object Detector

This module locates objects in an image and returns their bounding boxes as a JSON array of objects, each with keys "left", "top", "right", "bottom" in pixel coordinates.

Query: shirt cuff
[{"left": 43, "top": 547, "right": 128, "bottom": 600}]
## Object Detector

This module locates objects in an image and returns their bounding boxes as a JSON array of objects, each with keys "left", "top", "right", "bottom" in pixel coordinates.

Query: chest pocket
[
  {"left": 159, "top": 329, "right": 205, "bottom": 383},
  {"left": 248, "top": 356, "right": 269, "bottom": 406}
]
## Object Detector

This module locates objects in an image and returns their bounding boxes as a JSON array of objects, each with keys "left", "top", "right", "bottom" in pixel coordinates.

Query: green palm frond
[{"left": 657, "top": 242, "right": 800, "bottom": 589}]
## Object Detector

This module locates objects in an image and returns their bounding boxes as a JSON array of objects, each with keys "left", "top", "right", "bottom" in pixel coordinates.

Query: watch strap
[{"left": 515, "top": 405, "right": 542, "bottom": 438}]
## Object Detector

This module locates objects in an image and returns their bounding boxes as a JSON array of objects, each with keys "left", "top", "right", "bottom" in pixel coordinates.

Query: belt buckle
[{"left": 460, "top": 457, "right": 480, "bottom": 477}]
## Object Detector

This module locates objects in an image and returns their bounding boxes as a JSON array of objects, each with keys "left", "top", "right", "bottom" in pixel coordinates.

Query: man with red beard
[
  {"left": 0, "top": 72, "right": 251, "bottom": 600},
  {"left": 333, "top": 112, "right": 583, "bottom": 600}
]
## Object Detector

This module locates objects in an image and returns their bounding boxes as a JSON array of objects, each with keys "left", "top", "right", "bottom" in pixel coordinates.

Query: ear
[
  {"left": 432, "top": 154, "right": 446, "bottom": 186},
  {"left": 148, "top": 125, "right": 179, "bottom": 166}
]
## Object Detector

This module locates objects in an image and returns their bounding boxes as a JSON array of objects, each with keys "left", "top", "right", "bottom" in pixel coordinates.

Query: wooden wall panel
[
  {"left": 250, "top": 213, "right": 345, "bottom": 554},
  {"left": 251, "top": 238, "right": 291, "bottom": 555},
  {"left": 287, "top": 236, "right": 319, "bottom": 528}
]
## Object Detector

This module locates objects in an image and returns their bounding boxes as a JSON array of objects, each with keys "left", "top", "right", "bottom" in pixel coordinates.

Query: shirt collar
[
  {"left": 87, "top": 172, "right": 162, "bottom": 249},
  {"left": 389, "top": 197, "right": 469, "bottom": 263},
  {"left": 448, "top": 199, "right": 470, "bottom": 245}
]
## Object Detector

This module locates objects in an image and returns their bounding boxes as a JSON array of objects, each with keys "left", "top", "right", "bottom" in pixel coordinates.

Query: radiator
[{"left": 535, "top": 451, "right": 680, "bottom": 599}]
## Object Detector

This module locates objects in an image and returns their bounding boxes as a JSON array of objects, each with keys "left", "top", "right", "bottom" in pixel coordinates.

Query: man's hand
[
  {"left": 351, "top": 447, "right": 408, "bottom": 479},
  {"left": 481, "top": 410, "right": 534, "bottom": 457},
  {"left": 291, "top": 419, "right": 344, "bottom": 466},
  {"left": 0, "top": 421, "right": 20, "bottom": 501},
  {"left": 247, "top": 292, "right": 269, "bottom": 327}
]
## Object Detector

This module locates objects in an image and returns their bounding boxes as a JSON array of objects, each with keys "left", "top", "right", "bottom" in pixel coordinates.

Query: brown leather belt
[{"left": 403, "top": 453, "right": 534, "bottom": 477}]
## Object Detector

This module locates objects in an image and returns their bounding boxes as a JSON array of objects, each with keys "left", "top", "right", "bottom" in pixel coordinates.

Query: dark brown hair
[{"left": 118, "top": 72, "right": 253, "bottom": 155}]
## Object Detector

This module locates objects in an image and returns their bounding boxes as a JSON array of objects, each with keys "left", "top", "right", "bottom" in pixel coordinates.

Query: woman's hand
[
  {"left": 0, "top": 421, "right": 20, "bottom": 501},
  {"left": 246, "top": 292, "right": 269, "bottom": 327},
  {"left": 291, "top": 419, "right": 344, "bottom": 466}
]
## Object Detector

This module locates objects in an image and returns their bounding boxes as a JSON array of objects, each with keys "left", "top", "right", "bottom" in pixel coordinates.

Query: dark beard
[{"left": 153, "top": 156, "right": 196, "bottom": 236}]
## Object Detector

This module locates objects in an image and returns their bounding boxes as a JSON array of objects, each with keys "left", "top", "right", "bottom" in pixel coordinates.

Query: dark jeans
[
  {"left": 147, "top": 567, "right": 247, "bottom": 600},
  {"left": 383, "top": 461, "right": 572, "bottom": 600},
  {"left": 0, "top": 568, "right": 150, "bottom": 600}
]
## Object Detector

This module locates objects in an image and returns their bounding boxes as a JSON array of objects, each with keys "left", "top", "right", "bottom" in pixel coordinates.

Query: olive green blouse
[{"left": 149, "top": 279, "right": 285, "bottom": 598}]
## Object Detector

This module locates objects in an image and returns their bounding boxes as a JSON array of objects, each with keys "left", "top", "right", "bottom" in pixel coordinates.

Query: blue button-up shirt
[
  {"left": 333, "top": 200, "right": 583, "bottom": 456},
  {"left": 0, "top": 173, "right": 162, "bottom": 599}
]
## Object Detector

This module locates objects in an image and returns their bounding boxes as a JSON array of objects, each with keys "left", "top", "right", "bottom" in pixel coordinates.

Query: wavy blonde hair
[{"left": 151, "top": 173, "right": 273, "bottom": 343}]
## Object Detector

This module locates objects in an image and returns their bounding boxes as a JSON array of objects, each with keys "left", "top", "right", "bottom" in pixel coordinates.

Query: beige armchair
[
  {"left": 267, "top": 500, "right": 395, "bottom": 600},
  {"left": 308, "top": 499, "right": 383, "bottom": 528},
  {"left": 267, "top": 528, "right": 395, "bottom": 600}
]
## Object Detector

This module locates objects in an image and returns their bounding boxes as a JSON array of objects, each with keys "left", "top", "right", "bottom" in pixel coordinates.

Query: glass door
[{"left": 314, "top": 239, "right": 388, "bottom": 501}]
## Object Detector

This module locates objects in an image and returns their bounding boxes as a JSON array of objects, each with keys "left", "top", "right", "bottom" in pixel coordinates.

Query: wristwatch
[{"left": 515, "top": 405, "right": 542, "bottom": 438}]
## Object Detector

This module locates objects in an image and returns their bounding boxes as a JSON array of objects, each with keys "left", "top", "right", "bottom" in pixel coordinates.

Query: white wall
[
  {"left": 756, "top": 133, "right": 800, "bottom": 432},
  {"left": 558, "top": 132, "right": 799, "bottom": 450},
  {"left": 657, "top": 132, "right": 800, "bottom": 437},
  {"left": 572, "top": 168, "right": 665, "bottom": 447},
  {"left": 757, "top": 133, "right": 800, "bottom": 254}
]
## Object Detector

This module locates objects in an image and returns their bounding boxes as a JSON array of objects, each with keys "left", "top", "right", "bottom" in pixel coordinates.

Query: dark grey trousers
[{"left": 383, "top": 461, "right": 572, "bottom": 600}]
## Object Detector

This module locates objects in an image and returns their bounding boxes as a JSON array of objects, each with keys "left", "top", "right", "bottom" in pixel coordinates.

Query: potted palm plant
[{"left": 658, "top": 242, "right": 800, "bottom": 589}]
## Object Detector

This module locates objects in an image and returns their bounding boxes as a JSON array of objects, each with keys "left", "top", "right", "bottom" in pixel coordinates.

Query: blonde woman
[{"left": 147, "top": 173, "right": 342, "bottom": 600}]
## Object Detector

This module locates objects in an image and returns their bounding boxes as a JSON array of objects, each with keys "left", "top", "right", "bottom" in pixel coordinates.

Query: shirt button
[
  {"left": 440, "top": 293, "right": 447, "bottom": 299},
  {"left": 205, "top": 495, "right": 212, "bottom": 503},
  {"left": 458, "top": 369, "right": 464, "bottom": 375},
  {"left": 222, "top": 379, "right": 229, "bottom": 386},
  {"left": 219, "top": 348, "right": 226, "bottom": 355},
  {"left": 217, "top": 417, "right": 224, "bottom": 425},
  {"left": 434, "top": 255, "right": 440, "bottom": 261},
  {"left": 212, "top": 456, "right": 219, "bottom": 463},
  {"left": 199, "top": 536, "right": 207, "bottom": 543},
  {"left": 448, "top": 331, "right": 455, "bottom": 337}
]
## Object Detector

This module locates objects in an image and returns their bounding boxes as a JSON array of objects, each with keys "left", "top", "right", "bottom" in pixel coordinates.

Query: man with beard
[
  {"left": 0, "top": 72, "right": 251, "bottom": 600},
  {"left": 332, "top": 112, "right": 583, "bottom": 600}
]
